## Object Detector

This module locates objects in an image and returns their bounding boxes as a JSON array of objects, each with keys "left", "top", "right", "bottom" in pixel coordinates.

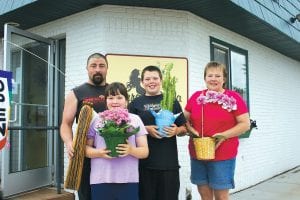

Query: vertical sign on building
[{"left": 0, "top": 70, "right": 12, "bottom": 150}]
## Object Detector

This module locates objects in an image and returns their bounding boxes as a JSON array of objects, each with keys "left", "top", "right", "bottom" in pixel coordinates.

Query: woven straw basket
[{"left": 193, "top": 137, "right": 215, "bottom": 160}]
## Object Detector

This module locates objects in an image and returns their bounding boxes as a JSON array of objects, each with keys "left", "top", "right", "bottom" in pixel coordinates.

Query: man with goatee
[{"left": 60, "top": 53, "right": 109, "bottom": 200}]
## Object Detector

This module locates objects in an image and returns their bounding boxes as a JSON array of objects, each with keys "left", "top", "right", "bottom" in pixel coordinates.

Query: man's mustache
[{"left": 93, "top": 73, "right": 103, "bottom": 78}]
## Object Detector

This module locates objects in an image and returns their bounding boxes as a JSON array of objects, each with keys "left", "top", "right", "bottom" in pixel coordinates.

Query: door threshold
[{"left": 5, "top": 187, "right": 75, "bottom": 200}]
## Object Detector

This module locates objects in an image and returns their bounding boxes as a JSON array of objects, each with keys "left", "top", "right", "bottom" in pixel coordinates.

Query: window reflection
[
  {"left": 231, "top": 51, "right": 247, "bottom": 101},
  {"left": 9, "top": 34, "right": 49, "bottom": 173}
]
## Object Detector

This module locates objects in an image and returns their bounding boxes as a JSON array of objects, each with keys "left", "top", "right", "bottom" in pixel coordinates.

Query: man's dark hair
[{"left": 86, "top": 53, "right": 107, "bottom": 66}]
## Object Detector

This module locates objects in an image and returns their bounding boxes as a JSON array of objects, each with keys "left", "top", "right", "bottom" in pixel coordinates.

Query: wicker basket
[{"left": 193, "top": 137, "right": 215, "bottom": 160}]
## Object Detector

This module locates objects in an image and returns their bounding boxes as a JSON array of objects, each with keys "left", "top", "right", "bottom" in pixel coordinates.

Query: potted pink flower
[
  {"left": 196, "top": 90, "right": 237, "bottom": 112},
  {"left": 96, "top": 108, "right": 140, "bottom": 157}
]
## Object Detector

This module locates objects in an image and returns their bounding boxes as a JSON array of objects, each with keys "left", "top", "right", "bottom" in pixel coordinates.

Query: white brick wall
[{"left": 2, "top": 4, "right": 300, "bottom": 199}]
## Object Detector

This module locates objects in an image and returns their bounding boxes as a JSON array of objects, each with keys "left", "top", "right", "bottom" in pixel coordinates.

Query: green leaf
[{"left": 161, "top": 63, "right": 177, "bottom": 111}]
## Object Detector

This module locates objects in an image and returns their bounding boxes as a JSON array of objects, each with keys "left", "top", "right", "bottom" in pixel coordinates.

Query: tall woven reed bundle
[{"left": 64, "top": 104, "right": 93, "bottom": 190}]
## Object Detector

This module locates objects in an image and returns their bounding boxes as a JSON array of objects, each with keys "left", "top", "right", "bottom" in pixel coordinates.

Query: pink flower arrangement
[
  {"left": 96, "top": 108, "right": 140, "bottom": 137},
  {"left": 196, "top": 90, "right": 237, "bottom": 112}
]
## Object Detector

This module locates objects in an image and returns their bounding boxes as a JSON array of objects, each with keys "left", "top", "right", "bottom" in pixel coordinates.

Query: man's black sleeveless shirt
[{"left": 73, "top": 83, "right": 107, "bottom": 122}]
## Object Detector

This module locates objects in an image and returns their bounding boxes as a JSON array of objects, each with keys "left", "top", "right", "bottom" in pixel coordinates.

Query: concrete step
[{"left": 6, "top": 187, "right": 75, "bottom": 200}]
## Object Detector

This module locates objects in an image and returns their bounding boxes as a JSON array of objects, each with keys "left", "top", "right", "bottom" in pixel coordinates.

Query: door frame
[{"left": 2, "top": 24, "right": 57, "bottom": 197}]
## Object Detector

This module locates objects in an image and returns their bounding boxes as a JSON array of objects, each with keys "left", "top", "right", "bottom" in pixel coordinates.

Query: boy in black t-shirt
[{"left": 129, "top": 65, "right": 186, "bottom": 200}]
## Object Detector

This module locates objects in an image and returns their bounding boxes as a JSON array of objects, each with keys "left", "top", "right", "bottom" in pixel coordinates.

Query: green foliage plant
[{"left": 161, "top": 63, "right": 177, "bottom": 111}]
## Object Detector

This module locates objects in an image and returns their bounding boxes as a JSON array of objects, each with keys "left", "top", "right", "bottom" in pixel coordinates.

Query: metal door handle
[{"left": 9, "top": 101, "right": 18, "bottom": 122}]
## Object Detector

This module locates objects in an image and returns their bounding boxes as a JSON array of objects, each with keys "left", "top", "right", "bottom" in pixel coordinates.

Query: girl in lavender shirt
[{"left": 86, "top": 82, "right": 149, "bottom": 200}]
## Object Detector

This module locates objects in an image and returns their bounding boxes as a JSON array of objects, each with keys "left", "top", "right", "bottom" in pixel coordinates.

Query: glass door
[{"left": 2, "top": 24, "right": 55, "bottom": 196}]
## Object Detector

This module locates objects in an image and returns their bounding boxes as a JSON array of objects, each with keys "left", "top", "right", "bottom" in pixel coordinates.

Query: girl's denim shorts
[{"left": 190, "top": 158, "right": 236, "bottom": 190}]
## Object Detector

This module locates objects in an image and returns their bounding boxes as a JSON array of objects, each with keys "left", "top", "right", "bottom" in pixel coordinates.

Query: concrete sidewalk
[{"left": 230, "top": 166, "right": 300, "bottom": 200}]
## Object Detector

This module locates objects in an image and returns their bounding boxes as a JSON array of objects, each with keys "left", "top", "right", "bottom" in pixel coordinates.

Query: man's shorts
[{"left": 190, "top": 158, "right": 236, "bottom": 190}]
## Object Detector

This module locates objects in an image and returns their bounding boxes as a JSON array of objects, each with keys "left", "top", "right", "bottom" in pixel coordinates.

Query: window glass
[
  {"left": 210, "top": 37, "right": 249, "bottom": 106},
  {"left": 231, "top": 51, "right": 248, "bottom": 101},
  {"left": 213, "top": 47, "right": 228, "bottom": 66}
]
